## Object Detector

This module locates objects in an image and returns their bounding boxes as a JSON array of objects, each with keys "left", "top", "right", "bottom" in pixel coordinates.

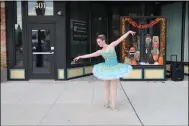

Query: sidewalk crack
[
  {"left": 37, "top": 87, "right": 65, "bottom": 126},
  {"left": 92, "top": 81, "right": 95, "bottom": 105},
  {"left": 119, "top": 81, "right": 144, "bottom": 126}
]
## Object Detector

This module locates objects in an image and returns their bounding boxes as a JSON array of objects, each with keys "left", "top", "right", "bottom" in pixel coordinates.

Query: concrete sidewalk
[{"left": 1, "top": 76, "right": 188, "bottom": 125}]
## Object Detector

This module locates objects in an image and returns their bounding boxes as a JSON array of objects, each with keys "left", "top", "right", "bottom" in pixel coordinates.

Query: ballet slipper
[
  {"left": 104, "top": 101, "right": 110, "bottom": 108},
  {"left": 110, "top": 104, "right": 119, "bottom": 112}
]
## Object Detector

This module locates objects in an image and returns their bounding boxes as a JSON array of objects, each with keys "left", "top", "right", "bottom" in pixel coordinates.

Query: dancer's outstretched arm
[
  {"left": 110, "top": 30, "right": 136, "bottom": 47},
  {"left": 73, "top": 50, "right": 101, "bottom": 62}
]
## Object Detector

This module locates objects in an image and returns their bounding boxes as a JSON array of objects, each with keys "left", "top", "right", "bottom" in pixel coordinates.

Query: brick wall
[{"left": 1, "top": 1, "right": 7, "bottom": 82}]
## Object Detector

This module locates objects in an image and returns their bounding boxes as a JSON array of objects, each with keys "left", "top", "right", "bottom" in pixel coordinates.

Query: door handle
[
  {"left": 32, "top": 52, "right": 54, "bottom": 55},
  {"left": 51, "top": 47, "right": 54, "bottom": 50}
]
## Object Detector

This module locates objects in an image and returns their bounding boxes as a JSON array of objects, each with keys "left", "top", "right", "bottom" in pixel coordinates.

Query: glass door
[{"left": 28, "top": 24, "right": 55, "bottom": 79}]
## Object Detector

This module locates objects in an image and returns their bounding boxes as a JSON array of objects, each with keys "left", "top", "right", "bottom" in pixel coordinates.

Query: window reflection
[
  {"left": 28, "top": 1, "right": 54, "bottom": 16},
  {"left": 32, "top": 30, "right": 51, "bottom": 52},
  {"left": 69, "top": 2, "right": 90, "bottom": 65},
  {"left": 14, "top": 1, "right": 23, "bottom": 67},
  {"left": 31, "top": 29, "right": 51, "bottom": 72},
  {"left": 91, "top": 17, "right": 108, "bottom": 63}
]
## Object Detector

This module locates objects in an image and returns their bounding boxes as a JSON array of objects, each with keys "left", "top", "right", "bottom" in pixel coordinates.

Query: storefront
[{"left": 1, "top": 1, "right": 188, "bottom": 81}]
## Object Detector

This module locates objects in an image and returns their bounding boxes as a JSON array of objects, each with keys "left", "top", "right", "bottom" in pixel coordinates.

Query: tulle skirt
[{"left": 92, "top": 63, "right": 133, "bottom": 80}]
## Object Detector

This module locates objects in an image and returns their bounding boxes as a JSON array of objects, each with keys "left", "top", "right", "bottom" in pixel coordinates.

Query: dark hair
[{"left": 97, "top": 34, "right": 106, "bottom": 41}]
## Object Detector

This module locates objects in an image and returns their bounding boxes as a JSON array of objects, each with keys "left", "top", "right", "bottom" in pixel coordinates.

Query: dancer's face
[{"left": 96, "top": 39, "right": 105, "bottom": 47}]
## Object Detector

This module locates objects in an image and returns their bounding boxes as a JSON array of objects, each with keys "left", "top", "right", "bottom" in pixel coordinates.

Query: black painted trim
[
  {"left": 167, "top": 70, "right": 189, "bottom": 76},
  {"left": 65, "top": 73, "right": 93, "bottom": 80},
  {"left": 7, "top": 79, "right": 27, "bottom": 81},
  {"left": 120, "top": 78, "right": 166, "bottom": 81},
  {"left": 64, "top": 67, "right": 67, "bottom": 81},
  {"left": 181, "top": 1, "right": 186, "bottom": 62},
  {"left": 166, "top": 61, "right": 189, "bottom": 65},
  {"left": 69, "top": 63, "right": 95, "bottom": 68},
  {"left": 65, "top": 2, "right": 70, "bottom": 70},
  {"left": 120, "top": 16, "right": 167, "bottom": 19},
  {"left": 22, "top": 1, "right": 29, "bottom": 80},
  {"left": 184, "top": 73, "right": 188, "bottom": 76}
]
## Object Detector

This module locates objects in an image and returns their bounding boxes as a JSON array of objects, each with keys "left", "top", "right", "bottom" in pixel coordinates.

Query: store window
[
  {"left": 13, "top": 1, "right": 24, "bottom": 68},
  {"left": 91, "top": 3, "right": 108, "bottom": 63},
  {"left": 28, "top": 1, "right": 54, "bottom": 16},
  {"left": 69, "top": 2, "right": 90, "bottom": 65},
  {"left": 110, "top": 7, "right": 121, "bottom": 61}
]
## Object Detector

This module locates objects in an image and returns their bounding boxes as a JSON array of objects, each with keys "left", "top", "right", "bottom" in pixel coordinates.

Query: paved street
[{"left": 1, "top": 76, "right": 188, "bottom": 126}]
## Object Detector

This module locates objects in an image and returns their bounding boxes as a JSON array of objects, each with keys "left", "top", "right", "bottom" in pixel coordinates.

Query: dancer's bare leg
[
  {"left": 111, "top": 79, "right": 119, "bottom": 110},
  {"left": 105, "top": 80, "right": 111, "bottom": 107}
]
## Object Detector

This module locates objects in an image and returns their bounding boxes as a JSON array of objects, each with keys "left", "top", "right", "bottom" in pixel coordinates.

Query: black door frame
[{"left": 27, "top": 23, "right": 56, "bottom": 79}]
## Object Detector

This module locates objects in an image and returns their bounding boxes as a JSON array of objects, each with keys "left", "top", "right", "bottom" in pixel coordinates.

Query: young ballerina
[{"left": 74, "top": 30, "right": 136, "bottom": 111}]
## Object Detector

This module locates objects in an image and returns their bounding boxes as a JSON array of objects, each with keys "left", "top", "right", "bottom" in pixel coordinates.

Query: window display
[{"left": 121, "top": 17, "right": 166, "bottom": 66}]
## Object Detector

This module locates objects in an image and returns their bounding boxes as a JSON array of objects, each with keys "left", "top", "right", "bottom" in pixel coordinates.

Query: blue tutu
[{"left": 92, "top": 48, "right": 133, "bottom": 80}]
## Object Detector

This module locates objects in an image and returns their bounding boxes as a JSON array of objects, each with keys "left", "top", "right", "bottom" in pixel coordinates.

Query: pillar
[{"left": 1, "top": 1, "right": 7, "bottom": 82}]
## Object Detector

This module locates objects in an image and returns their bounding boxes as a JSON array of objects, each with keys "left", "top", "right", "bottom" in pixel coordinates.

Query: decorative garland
[
  {"left": 124, "top": 17, "right": 165, "bottom": 29},
  {"left": 121, "top": 17, "right": 166, "bottom": 62}
]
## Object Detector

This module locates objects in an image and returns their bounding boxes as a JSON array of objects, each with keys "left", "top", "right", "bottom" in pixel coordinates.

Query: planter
[{"left": 1, "top": 68, "right": 7, "bottom": 83}]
